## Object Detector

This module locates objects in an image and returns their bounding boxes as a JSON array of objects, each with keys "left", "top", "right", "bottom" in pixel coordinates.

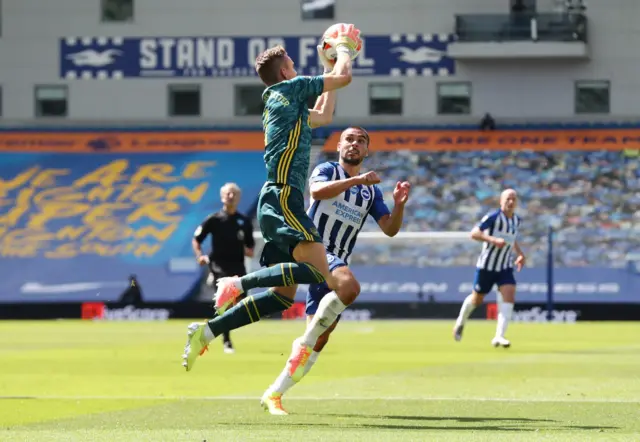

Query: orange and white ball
[{"left": 320, "top": 23, "right": 363, "bottom": 61}]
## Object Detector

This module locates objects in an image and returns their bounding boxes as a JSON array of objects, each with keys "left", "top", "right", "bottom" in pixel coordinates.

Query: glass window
[
  {"left": 235, "top": 85, "right": 265, "bottom": 116},
  {"left": 437, "top": 82, "right": 471, "bottom": 115},
  {"left": 102, "top": 0, "right": 134, "bottom": 22},
  {"left": 369, "top": 83, "right": 403, "bottom": 115},
  {"left": 301, "top": 0, "right": 335, "bottom": 20},
  {"left": 35, "top": 86, "right": 68, "bottom": 117},
  {"left": 168, "top": 84, "right": 201, "bottom": 117},
  {"left": 575, "top": 80, "right": 610, "bottom": 114}
]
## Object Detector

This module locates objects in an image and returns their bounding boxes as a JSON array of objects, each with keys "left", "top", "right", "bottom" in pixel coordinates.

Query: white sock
[
  {"left": 270, "top": 364, "right": 297, "bottom": 395},
  {"left": 496, "top": 302, "right": 514, "bottom": 338},
  {"left": 270, "top": 351, "right": 320, "bottom": 395},
  {"left": 301, "top": 292, "right": 346, "bottom": 346},
  {"left": 302, "top": 351, "right": 320, "bottom": 377},
  {"left": 203, "top": 324, "right": 214, "bottom": 342},
  {"left": 232, "top": 278, "right": 244, "bottom": 293},
  {"left": 456, "top": 294, "right": 477, "bottom": 326}
]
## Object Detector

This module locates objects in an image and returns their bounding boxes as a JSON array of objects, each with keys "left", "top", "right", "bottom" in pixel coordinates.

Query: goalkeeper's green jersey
[{"left": 261, "top": 75, "right": 325, "bottom": 193}]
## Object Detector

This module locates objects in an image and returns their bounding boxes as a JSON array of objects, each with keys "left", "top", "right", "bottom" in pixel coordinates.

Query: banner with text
[
  {"left": 59, "top": 34, "right": 455, "bottom": 79},
  {"left": 0, "top": 131, "right": 264, "bottom": 152},
  {"left": 323, "top": 129, "right": 640, "bottom": 151},
  {"left": 0, "top": 152, "right": 265, "bottom": 303},
  {"left": 283, "top": 265, "right": 639, "bottom": 304}
]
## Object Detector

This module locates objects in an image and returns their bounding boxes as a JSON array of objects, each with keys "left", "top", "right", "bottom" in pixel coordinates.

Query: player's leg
[
  {"left": 205, "top": 282, "right": 297, "bottom": 342},
  {"left": 202, "top": 242, "right": 308, "bottom": 341},
  {"left": 493, "top": 271, "right": 516, "bottom": 348},
  {"left": 285, "top": 263, "right": 357, "bottom": 383},
  {"left": 303, "top": 316, "right": 336, "bottom": 374},
  {"left": 453, "top": 269, "right": 492, "bottom": 341},
  {"left": 222, "top": 293, "right": 247, "bottom": 354},
  {"left": 263, "top": 277, "right": 342, "bottom": 415},
  {"left": 298, "top": 263, "right": 355, "bottom": 349},
  {"left": 214, "top": 185, "right": 330, "bottom": 312},
  {"left": 189, "top": 242, "right": 308, "bottom": 369},
  {"left": 183, "top": 284, "right": 297, "bottom": 372},
  {"left": 263, "top": 317, "right": 338, "bottom": 413},
  {"left": 270, "top": 278, "right": 339, "bottom": 391},
  {"left": 207, "top": 269, "right": 235, "bottom": 354}
]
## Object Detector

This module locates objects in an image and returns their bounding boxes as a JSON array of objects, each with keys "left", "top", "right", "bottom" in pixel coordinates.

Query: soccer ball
[{"left": 320, "top": 23, "right": 363, "bottom": 61}]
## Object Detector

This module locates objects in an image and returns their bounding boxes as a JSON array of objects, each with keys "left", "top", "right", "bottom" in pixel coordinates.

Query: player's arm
[
  {"left": 309, "top": 90, "right": 336, "bottom": 128},
  {"left": 377, "top": 182, "right": 411, "bottom": 237},
  {"left": 513, "top": 240, "right": 526, "bottom": 271},
  {"left": 309, "top": 166, "right": 381, "bottom": 200},
  {"left": 192, "top": 219, "right": 211, "bottom": 265},
  {"left": 470, "top": 212, "right": 504, "bottom": 247},
  {"left": 243, "top": 216, "right": 255, "bottom": 258},
  {"left": 320, "top": 25, "right": 360, "bottom": 93},
  {"left": 308, "top": 41, "right": 349, "bottom": 127},
  {"left": 309, "top": 172, "right": 365, "bottom": 200},
  {"left": 321, "top": 50, "right": 353, "bottom": 92}
]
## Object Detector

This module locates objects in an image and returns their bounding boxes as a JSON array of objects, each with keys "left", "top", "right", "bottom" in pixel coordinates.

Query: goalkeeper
[
  {"left": 182, "top": 24, "right": 365, "bottom": 374},
  {"left": 261, "top": 126, "right": 412, "bottom": 415}
]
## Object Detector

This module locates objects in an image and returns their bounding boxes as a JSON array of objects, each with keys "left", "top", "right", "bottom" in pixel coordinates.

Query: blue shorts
[
  {"left": 306, "top": 252, "right": 347, "bottom": 316},
  {"left": 473, "top": 268, "right": 516, "bottom": 295}
]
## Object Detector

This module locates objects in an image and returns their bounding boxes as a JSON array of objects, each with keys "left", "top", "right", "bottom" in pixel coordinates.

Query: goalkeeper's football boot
[
  {"left": 213, "top": 277, "right": 243, "bottom": 314},
  {"left": 491, "top": 336, "right": 511, "bottom": 348},
  {"left": 261, "top": 391, "right": 289, "bottom": 416},
  {"left": 453, "top": 323, "right": 464, "bottom": 342},
  {"left": 287, "top": 338, "right": 312, "bottom": 382},
  {"left": 182, "top": 322, "right": 210, "bottom": 372}
]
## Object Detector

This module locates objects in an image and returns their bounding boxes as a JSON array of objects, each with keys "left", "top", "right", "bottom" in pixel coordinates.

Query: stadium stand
[{"left": 317, "top": 149, "right": 639, "bottom": 269}]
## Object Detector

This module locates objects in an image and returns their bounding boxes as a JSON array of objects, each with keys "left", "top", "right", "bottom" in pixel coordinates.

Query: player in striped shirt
[
  {"left": 261, "top": 126, "right": 411, "bottom": 415},
  {"left": 453, "top": 189, "right": 526, "bottom": 348}
]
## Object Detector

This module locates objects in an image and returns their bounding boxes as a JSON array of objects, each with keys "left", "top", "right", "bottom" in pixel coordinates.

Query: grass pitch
[{"left": 0, "top": 320, "right": 639, "bottom": 441}]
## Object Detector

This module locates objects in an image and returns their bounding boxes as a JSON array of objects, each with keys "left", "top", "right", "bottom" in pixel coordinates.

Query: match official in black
[{"left": 192, "top": 182, "right": 255, "bottom": 354}]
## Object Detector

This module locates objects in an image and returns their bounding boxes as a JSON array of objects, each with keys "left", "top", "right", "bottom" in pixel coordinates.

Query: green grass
[{"left": 0, "top": 320, "right": 639, "bottom": 441}]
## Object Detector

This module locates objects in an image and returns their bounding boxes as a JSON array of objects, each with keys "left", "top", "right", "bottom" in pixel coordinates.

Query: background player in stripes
[
  {"left": 182, "top": 25, "right": 364, "bottom": 372},
  {"left": 453, "top": 189, "right": 526, "bottom": 348},
  {"left": 261, "top": 126, "right": 411, "bottom": 415}
]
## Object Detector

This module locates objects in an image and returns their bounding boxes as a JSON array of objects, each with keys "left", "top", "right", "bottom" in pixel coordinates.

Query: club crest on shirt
[{"left": 349, "top": 186, "right": 371, "bottom": 201}]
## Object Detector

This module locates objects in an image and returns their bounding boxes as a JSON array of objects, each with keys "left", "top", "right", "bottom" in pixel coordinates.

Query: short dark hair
[
  {"left": 255, "top": 46, "right": 287, "bottom": 86},
  {"left": 345, "top": 126, "right": 370, "bottom": 146}
]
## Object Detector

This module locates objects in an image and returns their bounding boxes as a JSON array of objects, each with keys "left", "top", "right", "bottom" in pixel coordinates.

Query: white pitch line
[{"left": 1, "top": 395, "right": 638, "bottom": 404}]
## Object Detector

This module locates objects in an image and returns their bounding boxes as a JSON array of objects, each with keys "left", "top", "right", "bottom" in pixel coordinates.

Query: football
[{"left": 320, "top": 23, "right": 363, "bottom": 61}]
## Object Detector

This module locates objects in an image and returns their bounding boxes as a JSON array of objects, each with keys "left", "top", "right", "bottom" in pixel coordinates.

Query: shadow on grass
[
  {"left": 321, "top": 413, "right": 557, "bottom": 423},
  {"left": 217, "top": 421, "right": 618, "bottom": 432}
]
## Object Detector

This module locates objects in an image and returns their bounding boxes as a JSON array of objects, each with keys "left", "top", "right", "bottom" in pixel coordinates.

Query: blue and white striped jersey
[
  {"left": 475, "top": 209, "right": 521, "bottom": 271},
  {"left": 308, "top": 161, "right": 390, "bottom": 263}
]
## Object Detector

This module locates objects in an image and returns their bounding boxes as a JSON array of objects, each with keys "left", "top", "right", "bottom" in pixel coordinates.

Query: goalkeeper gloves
[
  {"left": 316, "top": 45, "right": 334, "bottom": 73},
  {"left": 325, "top": 24, "right": 361, "bottom": 61}
]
